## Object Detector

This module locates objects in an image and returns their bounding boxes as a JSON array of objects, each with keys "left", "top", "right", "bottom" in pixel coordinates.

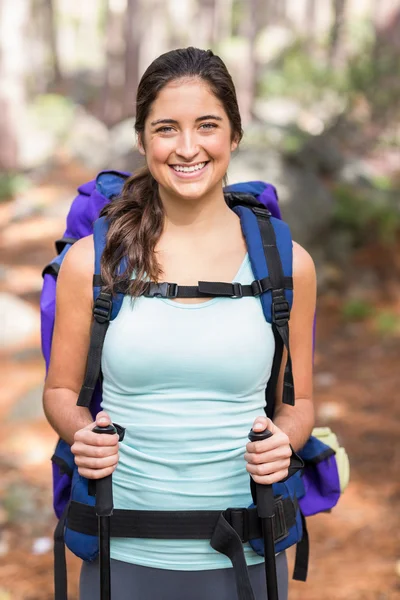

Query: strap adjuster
[
  {"left": 225, "top": 507, "right": 249, "bottom": 542},
  {"left": 272, "top": 290, "right": 290, "bottom": 326},
  {"left": 273, "top": 496, "right": 289, "bottom": 543},
  {"left": 93, "top": 293, "right": 112, "bottom": 323},
  {"left": 251, "top": 279, "right": 263, "bottom": 296},
  {"left": 232, "top": 282, "right": 243, "bottom": 298}
]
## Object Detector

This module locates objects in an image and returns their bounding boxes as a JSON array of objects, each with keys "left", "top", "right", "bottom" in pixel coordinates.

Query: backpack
[{"left": 41, "top": 170, "right": 349, "bottom": 600}]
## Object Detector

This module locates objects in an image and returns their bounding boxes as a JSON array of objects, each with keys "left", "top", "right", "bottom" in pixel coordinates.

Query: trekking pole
[
  {"left": 248, "top": 428, "right": 279, "bottom": 600},
  {"left": 92, "top": 424, "right": 117, "bottom": 600}
]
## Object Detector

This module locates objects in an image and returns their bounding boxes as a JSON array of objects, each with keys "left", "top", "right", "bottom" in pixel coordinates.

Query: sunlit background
[{"left": 0, "top": 1, "right": 399, "bottom": 598}]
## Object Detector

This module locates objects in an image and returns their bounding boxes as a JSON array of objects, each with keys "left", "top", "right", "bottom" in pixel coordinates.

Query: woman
[{"left": 43, "top": 47, "right": 316, "bottom": 600}]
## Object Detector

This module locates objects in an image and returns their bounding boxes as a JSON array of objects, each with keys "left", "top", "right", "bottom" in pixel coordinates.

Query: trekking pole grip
[
  {"left": 248, "top": 428, "right": 275, "bottom": 519},
  {"left": 92, "top": 424, "right": 117, "bottom": 517}
]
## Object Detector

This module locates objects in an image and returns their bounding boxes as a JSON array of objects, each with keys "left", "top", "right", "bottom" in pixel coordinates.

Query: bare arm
[
  {"left": 43, "top": 235, "right": 95, "bottom": 444},
  {"left": 245, "top": 241, "right": 316, "bottom": 483},
  {"left": 273, "top": 241, "right": 316, "bottom": 451}
]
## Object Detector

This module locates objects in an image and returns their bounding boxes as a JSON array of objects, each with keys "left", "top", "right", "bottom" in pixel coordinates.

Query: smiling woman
[{"left": 43, "top": 47, "right": 316, "bottom": 600}]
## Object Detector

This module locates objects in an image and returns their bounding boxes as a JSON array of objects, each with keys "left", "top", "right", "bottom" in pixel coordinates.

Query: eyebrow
[{"left": 150, "top": 114, "right": 223, "bottom": 126}]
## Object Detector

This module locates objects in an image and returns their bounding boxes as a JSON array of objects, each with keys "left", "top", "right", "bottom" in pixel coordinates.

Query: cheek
[
  {"left": 147, "top": 139, "right": 174, "bottom": 165},
  {"left": 206, "top": 135, "right": 233, "bottom": 160}
]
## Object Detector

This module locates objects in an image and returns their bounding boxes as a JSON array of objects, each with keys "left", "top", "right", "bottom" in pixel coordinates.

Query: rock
[
  {"left": 32, "top": 537, "right": 52, "bottom": 555},
  {"left": 0, "top": 293, "right": 40, "bottom": 349},
  {"left": 227, "top": 148, "right": 334, "bottom": 248},
  {"left": 64, "top": 107, "right": 110, "bottom": 170},
  {"left": 7, "top": 385, "right": 44, "bottom": 422},
  {"left": 317, "top": 401, "right": 343, "bottom": 422},
  {"left": 286, "top": 132, "right": 344, "bottom": 175},
  {"left": 253, "top": 98, "right": 302, "bottom": 128},
  {"left": 315, "top": 373, "right": 337, "bottom": 388},
  {"left": 109, "top": 118, "right": 146, "bottom": 173},
  {"left": 18, "top": 94, "right": 76, "bottom": 170}
]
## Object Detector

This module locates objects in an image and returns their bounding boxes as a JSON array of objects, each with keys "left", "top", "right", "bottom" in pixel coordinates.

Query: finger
[
  {"left": 77, "top": 464, "right": 117, "bottom": 479},
  {"left": 74, "top": 452, "right": 119, "bottom": 470},
  {"left": 246, "top": 431, "right": 290, "bottom": 454},
  {"left": 71, "top": 441, "right": 119, "bottom": 459},
  {"left": 244, "top": 444, "right": 292, "bottom": 465},
  {"left": 74, "top": 428, "right": 119, "bottom": 447},
  {"left": 246, "top": 459, "right": 290, "bottom": 478},
  {"left": 249, "top": 468, "right": 290, "bottom": 486},
  {"left": 251, "top": 416, "right": 272, "bottom": 433},
  {"left": 95, "top": 411, "right": 112, "bottom": 427}
]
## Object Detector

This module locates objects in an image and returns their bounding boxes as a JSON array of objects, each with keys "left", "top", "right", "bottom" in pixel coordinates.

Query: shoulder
[
  {"left": 292, "top": 241, "right": 316, "bottom": 284},
  {"left": 57, "top": 235, "right": 94, "bottom": 303}
]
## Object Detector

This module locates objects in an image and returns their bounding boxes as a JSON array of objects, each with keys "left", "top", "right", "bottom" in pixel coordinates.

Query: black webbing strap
[
  {"left": 92, "top": 274, "right": 293, "bottom": 299},
  {"left": 293, "top": 512, "right": 309, "bottom": 581},
  {"left": 210, "top": 513, "right": 256, "bottom": 600},
  {"left": 252, "top": 208, "right": 295, "bottom": 406},
  {"left": 54, "top": 503, "right": 69, "bottom": 600},
  {"left": 55, "top": 237, "right": 78, "bottom": 254},
  {"left": 77, "top": 292, "right": 113, "bottom": 408},
  {"left": 67, "top": 499, "right": 296, "bottom": 600},
  {"left": 42, "top": 262, "right": 60, "bottom": 278},
  {"left": 67, "top": 499, "right": 296, "bottom": 541}
]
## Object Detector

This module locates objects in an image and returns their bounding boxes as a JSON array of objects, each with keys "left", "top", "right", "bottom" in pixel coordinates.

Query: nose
[{"left": 175, "top": 130, "right": 200, "bottom": 161}]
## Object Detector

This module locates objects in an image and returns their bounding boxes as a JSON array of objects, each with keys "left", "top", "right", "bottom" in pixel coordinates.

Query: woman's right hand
[{"left": 71, "top": 411, "right": 120, "bottom": 479}]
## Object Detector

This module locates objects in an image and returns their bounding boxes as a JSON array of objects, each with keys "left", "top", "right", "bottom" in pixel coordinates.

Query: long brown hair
[{"left": 100, "top": 47, "right": 243, "bottom": 297}]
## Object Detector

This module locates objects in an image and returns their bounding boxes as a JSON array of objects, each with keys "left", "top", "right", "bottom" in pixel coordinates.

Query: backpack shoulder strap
[
  {"left": 233, "top": 204, "right": 295, "bottom": 408},
  {"left": 76, "top": 216, "right": 125, "bottom": 409}
]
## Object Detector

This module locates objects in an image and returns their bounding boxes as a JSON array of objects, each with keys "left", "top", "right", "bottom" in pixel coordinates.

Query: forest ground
[{"left": 0, "top": 160, "right": 399, "bottom": 600}]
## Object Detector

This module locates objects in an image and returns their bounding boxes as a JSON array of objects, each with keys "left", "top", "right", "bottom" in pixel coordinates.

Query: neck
[{"left": 159, "top": 183, "right": 234, "bottom": 239}]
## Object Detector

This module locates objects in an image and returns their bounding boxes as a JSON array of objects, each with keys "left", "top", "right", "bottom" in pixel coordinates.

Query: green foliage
[
  {"left": 258, "top": 24, "right": 400, "bottom": 125},
  {"left": 0, "top": 173, "right": 30, "bottom": 202},
  {"left": 333, "top": 182, "right": 400, "bottom": 245},
  {"left": 342, "top": 299, "right": 400, "bottom": 337},
  {"left": 29, "top": 94, "right": 75, "bottom": 138},
  {"left": 342, "top": 299, "right": 373, "bottom": 321},
  {"left": 258, "top": 40, "right": 347, "bottom": 105},
  {"left": 373, "top": 311, "right": 400, "bottom": 336}
]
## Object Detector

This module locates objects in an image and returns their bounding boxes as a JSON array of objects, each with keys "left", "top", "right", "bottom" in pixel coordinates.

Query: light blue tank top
[{"left": 101, "top": 254, "right": 275, "bottom": 570}]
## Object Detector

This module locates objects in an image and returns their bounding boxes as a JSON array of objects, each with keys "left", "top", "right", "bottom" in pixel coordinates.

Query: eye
[
  {"left": 156, "top": 126, "right": 175, "bottom": 133},
  {"left": 200, "top": 122, "right": 217, "bottom": 130}
]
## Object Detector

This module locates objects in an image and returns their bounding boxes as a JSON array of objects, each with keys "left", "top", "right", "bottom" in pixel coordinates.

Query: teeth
[{"left": 172, "top": 162, "right": 207, "bottom": 173}]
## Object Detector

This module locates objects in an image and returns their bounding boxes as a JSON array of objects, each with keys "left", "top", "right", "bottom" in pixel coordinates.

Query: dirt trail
[{"left": 0, "top": 163, "right": 399, "bottom": 599}]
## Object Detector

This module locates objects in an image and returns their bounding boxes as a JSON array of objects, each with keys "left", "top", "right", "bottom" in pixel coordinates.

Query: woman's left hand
[{"left": 244, "top": 417, "right": 292, "bottom": 485}]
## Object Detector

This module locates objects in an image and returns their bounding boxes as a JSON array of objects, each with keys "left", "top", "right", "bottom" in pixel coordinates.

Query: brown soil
[{"left": 0, "top": 162, "right": 399, "bottom": 599}]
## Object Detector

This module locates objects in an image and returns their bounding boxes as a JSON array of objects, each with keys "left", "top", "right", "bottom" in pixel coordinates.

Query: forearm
[
  {"left": 43, "top": 387, "right": 93, "bottom": 446},
  {"left": 273, "top": 397, "right": 315, "bottom": 452}
]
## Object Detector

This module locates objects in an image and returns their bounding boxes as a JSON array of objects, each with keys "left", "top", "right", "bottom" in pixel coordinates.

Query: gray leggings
[{"left": 80, "top": 552, "right": 288, "bottom": 600}]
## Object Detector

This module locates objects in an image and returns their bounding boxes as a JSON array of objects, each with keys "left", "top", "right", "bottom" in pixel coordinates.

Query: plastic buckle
[
  {"left": 93, "top": 293, "right": 112, "bottom": 323},
  {"left": 273, "top": 496, "right": 289, "bottom": 543},
  {"left": 272, "top": 298, "right": 290, "bottom": 326},
  {"left": 232, "top": 282, "right": 243, "bottom": 298},
  {"left": 144, "top": 282, "right": 178, "bottom": 298},
  {"left": 225, "top": 508, "right": 249, "bottom": 543}
]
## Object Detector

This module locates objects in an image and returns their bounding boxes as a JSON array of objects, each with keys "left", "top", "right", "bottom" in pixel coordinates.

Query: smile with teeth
[{"left": 170, "top": 161, "right": 208, "bottom": 173}]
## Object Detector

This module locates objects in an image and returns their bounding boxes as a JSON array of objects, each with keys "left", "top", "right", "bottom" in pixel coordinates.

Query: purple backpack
[{"left": 41, "top": 170, "right": 343, "bottom": 587}]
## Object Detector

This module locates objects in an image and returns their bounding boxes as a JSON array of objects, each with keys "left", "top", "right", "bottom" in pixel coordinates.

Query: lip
[{"left": 169, "top": 161, "right": 210, "bottom": 179}]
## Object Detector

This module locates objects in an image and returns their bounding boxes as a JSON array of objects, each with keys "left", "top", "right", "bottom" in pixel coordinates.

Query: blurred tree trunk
[
  {"left": 214, "top": 0, "right": 233, "bottom": 40},
  {"left": 124, "top": 0, "right": 141, "bottom": 117},
  {"left": 329, "top": 0, "right": 347, "bottom": 67},
  {"left": 305, "top": 0, "right": 317, "bottom": 50},
  {"left": 101, "top": 0, "right": 126, "bottom": 126},
  {"left": 237, "top": 0, "right": 259, "bottom": 125},
  {"left": 42, "top": 0, "right": 62, "bottom": 87},
  {"left": 0, "top": 0, "right": 29, "bottom": 171}
]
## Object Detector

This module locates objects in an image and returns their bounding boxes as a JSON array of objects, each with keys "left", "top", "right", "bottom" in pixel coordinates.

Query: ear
[
  {"left": 137, "top": 134, "right": 146, "bottom": 156},
  {"left": 230, "top": 136, "right": 239, "bottom": 152}
]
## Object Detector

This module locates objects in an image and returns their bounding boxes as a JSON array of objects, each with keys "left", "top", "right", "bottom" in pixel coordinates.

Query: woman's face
[{"left": 138, "top": 78, "right": 238, "bottom": 203}]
